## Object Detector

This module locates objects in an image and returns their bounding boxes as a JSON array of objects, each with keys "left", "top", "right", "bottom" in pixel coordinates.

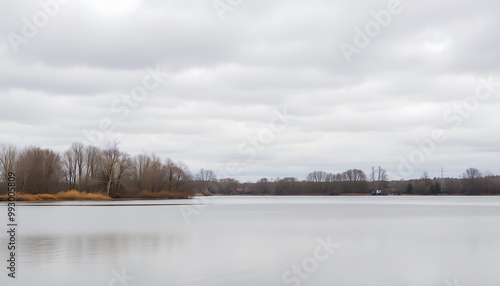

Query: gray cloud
[{"left": 1, "top": 0, "right": 499, "bottom": 181}]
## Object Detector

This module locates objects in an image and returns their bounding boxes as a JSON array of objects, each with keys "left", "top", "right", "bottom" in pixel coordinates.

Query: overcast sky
[{"left": 1, "top": 0, "right": 499, "bottom": 181}]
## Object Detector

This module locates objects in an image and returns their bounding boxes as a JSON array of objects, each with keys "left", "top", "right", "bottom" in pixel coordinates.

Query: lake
[{"left": 1, "top": 196, "right": 500, "bottom": 286}]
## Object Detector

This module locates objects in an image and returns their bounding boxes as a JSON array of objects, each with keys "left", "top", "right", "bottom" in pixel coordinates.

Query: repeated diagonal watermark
[
  {"left": 444, "top": 278, "right": 463, "bottom": 286},
  {"left": 397, "top": 74, "right": 500, "bottom": 178},
  {"left": 225, "top": 106, "right": 290, "bottom": 177},
  {"left": 83, "top": 64, "right": 168, "bottom": 147},
  {"left": 179, "top": 196, "right": 210, "bottom": 224},
  {"left": 213, "top": 0, "right": 245, "bottom": 21},
  {"left": 6, "top": 0, "right": 71, "bottom": 54},
  {"left": 282, "top": 235, "right": 340, "bottom": 286},
  {"left": 340, "top": 0, "right": 404, "bottom": 63},
  {"left": 108, "top": 268, "right": 135, "bottom": 286},
  {"left": 178, "top": 106, "right": 290, "bottom": 224}
]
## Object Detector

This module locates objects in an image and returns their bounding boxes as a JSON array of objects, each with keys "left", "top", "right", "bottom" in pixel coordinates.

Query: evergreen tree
[{"left": 405, "top": 183, "right": 413, "bottom": 194}]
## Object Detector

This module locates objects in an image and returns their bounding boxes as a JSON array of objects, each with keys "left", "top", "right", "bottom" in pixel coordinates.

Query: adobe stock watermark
[
  {"left": 444, "top": 278, "right": 463, "bottom": 286},
  {"left": 178, "top": 107, "right": 290, "bottom": 224},
  {"left": 6, "top": 172, "right": 17, "bottom": 279},
  {"left": 224, "top": 106, "right": 290, "bottom": 177},
  {"left": 398, "top": 74, "right": 500, "bottom": 178},
  {"left": 340, "top": 0, "right": 403, "bottom": 63},
  {"left": 282, "top": 235, "right": 340, "bottom": 286},
  {"left": 108, "top": 268, "right": 135, "bottom": 286},
  {"left": 213, "top": 0, "right": 244, "bottom": 21},
  {"left": 83, "top": 65, "right": 168, "bottom": 146},
  {"left": 7, "top": 0, "right": 71, "bottom": 54},
  {"left": 179, "top": 196, "right": 210, "bottom": 224}
]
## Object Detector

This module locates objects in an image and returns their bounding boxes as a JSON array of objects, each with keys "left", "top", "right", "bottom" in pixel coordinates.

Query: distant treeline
[
  {"left": 0, "top": 142, "right": 498, "bottom": 197},
  {"left": 231, "top": 172, "right": 500, "bottom": 196}
]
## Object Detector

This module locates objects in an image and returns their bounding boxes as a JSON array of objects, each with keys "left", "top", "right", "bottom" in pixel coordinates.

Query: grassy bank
[
  {"left": 0, "top": 190, "right": 111, "bottom": 201},
  {"left": 125, "top": 190, "right": 191, "bottom": 200},
  {"left": 0, "top": 190, "right": 191, "bottom": 201}
]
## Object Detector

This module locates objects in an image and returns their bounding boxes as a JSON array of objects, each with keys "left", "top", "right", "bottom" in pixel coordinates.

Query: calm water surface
[{"left": 1, "top": 196, "right": 500, "bottom": 286}]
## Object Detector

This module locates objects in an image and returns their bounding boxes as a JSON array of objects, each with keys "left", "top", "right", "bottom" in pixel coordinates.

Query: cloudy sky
[{"left": 1, "top": 0, "right": 499, "bottom": 181}]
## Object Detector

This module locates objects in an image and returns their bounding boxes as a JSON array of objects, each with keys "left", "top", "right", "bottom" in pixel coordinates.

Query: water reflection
[{"left": 0, "top": 196, "right": 499, "bottom": 286}]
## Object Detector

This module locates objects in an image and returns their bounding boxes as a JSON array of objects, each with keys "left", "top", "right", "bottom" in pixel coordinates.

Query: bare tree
[
  {"left": 101, "top": 142, "right": 119, "bottom": 196},
  {"left": 463, "top": 167, "right": 482, "bottom": 180},
  {"left": 376, "top": 166, "right": 387, "bottom": 182},
  {"left": 100, "top": 142, "right": 131, "bottom": 196},
  {"left": 421, "top": 171, "right": 430, "bottom": 180},
  {"left": 274, "top": 177, "right": 300, "bottom": 195},
  {"left": 62, "top": 142, "right": 85, "bottom": 190},
  {"left": 343, "top": 169, "right": 367, "bottom": 182},
  {"left": 164, "top": 159, "right": 192, "bottom": 193},
  {"left": 63, "top": 150, "right": 76, "bottom": 189},
  {"left": 196, "top": 168, "right": 217, "bottom": 181},
  {"left": 132, "top": 152, "right": 152, "bottom": 191},
  {"left": 218, "top": 177, "right": 240, "bottom": 195},
  {"left": 325, "top": 173, "right": 344, "bottom": 182},
  {"left": 255, "top": 178, "right": 272, "bottom": 194},
  {"left": 16, "top": 147, "right": 63, "bottom": 194},
  {"left": 306, "top": 171, "right": 328, "bottom": 182},
  {"left": 114, "top": 153, "right": 132, "bottom": 196},
  {"left": 324, "top": 172, "right": 344, "bottom": 195},
  {"left": 149, "top": 154, "right": 164, "bottom": 192},
  {"left": 73, "top": 142, "right": 85, "bottom": 189},
  {"left": 0, "top": 143, "right": 17, "bottom": 182},
  {"left": 83, "top": 145, "right": 101, "bottom": 192},
  {"left": 370, "top": 166, "right": 389, "bottom": 190},
  {"left": 370, "top": 166, "right": 376, "bottom": 186},
  {"left": 462, "top": 167, "right": 483, "bottom": 195},
  {"left": 305, "top": 171, "right": 330, "bottom": 194},
  {"left": 195, "top": 168, "right": 217, "bottom": 194},
  {"left": 342, "top": 169, "right": 368, "bottom": 193}
]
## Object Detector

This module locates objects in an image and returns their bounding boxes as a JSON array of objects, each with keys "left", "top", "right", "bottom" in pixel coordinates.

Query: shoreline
[
  {"left": 0, "top": 190, "right": 191, "bottom": 202},
  {"left": 1, "top": 193, "right": 499, "bottom": 202}
]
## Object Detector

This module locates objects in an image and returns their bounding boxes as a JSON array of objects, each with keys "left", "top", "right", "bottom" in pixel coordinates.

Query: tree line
[
  {"left": 1, "top": 142, "right": 499, "bottom": 197},
  {"left": 0, "top": 142, "right": 192, "bottom": 197},
  {"left": 241, "top": 168, "right": 499, "bottom": 196}
]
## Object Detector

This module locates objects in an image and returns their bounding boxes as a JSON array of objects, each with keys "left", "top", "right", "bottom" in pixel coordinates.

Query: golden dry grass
[
  {"left": 18, "top": 194, "right": 43, "bottom": 201},
  {"left": 37, "top": 194, "right": 57, "bottom": 200},
  {"left": 0, "top": 190, "right": 111, "bottom": 201},
  {"left": 0, "top": 189, "right": 191, "bottom": 201},
  {"left": 0, "top": 193, "right": 41, "bottom": 201},
  {"left": 55, "top": 190, "right": 111, "bottom": 201}
]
